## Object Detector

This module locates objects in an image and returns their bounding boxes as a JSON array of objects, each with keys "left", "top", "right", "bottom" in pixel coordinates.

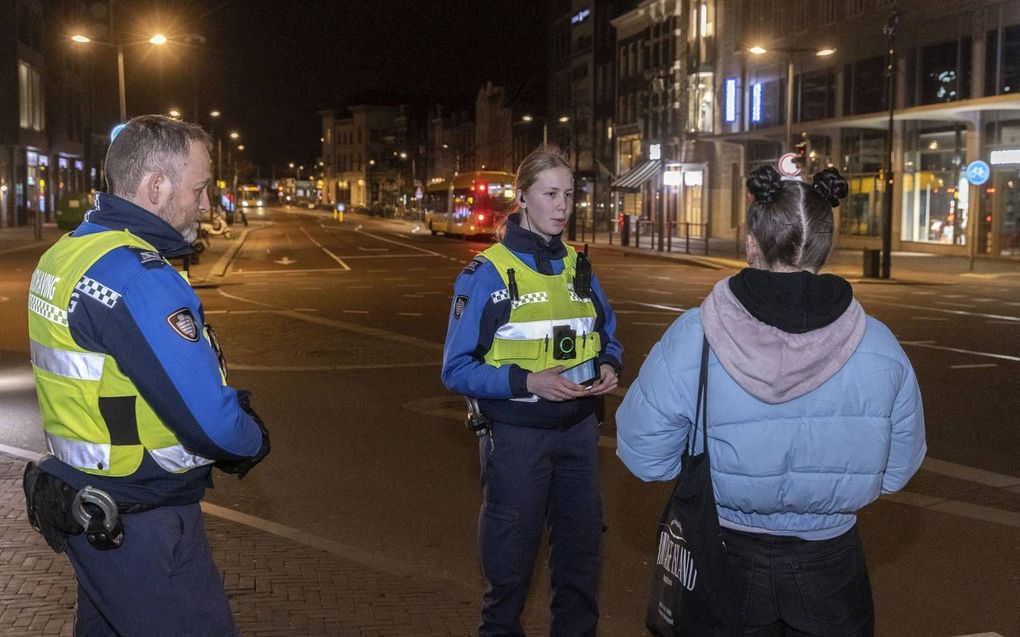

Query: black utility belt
[{"left": 22, "top": 462, "right": 155, "bottom": 553}]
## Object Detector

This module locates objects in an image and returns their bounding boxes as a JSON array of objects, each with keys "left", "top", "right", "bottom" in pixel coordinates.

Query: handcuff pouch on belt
[
  {"left": 23, "top": 461, "right": 125, "bottom": 553},
  {"left": 464, "top": 397, "right": 491, "bottom": 438}
]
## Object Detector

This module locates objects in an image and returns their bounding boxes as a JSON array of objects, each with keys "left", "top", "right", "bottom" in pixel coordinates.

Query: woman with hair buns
[
  {"left": 442, "top": 145, "right": 622, "bottom": 635},
  {"left": 617, "top": 165, "right": 925, "bottom": 635}
]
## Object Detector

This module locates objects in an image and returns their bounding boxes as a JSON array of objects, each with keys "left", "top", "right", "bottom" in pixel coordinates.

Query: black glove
[{"left": 215, "top": 390, "right": 270, "bottom": 479}]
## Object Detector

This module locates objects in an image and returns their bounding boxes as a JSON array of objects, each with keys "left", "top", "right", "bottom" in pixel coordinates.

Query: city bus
[
  {"left": 238, "top": 184, "right": 264, "bottom": 208},
  {"left": 425, "top": 171, "right": 515, "bottom": 239}
]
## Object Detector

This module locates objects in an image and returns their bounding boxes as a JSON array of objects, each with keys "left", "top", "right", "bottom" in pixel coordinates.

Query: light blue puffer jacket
[{"left": 616, "top": 279, "right": 926, "bottom": 540}]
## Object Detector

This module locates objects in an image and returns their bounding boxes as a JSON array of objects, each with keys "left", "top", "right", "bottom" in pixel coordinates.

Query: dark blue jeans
[
  {"left": 718, "top": 525, "right": 874, "bottom": 637},
  {"left": 66, "top": 503, "right": 236, "bottom": 636},
  {"left": 477, "top": 414, "right": 602, "bottom": 637}
]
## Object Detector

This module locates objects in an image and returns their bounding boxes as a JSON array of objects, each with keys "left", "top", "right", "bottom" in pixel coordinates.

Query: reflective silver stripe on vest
[
  {"left": 149, "top": 446, "right": 215, "bottom": 472},
  {"left": 31, "top": 340, "right": 105, "bottom": 381},
  {"left": 46, "top": 433, "right": 110, "bottom": 471},
  {"left": 494, "top": 317, "right": 596, "bottom": 341}
]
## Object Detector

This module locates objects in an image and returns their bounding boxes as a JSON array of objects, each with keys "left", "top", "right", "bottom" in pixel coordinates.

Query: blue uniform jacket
[
  {"left": 40, "top": 194, "right": 263, "bottom": 507},
  {"left": 441, "top": 216, "right": 623, "bottom": 429}
]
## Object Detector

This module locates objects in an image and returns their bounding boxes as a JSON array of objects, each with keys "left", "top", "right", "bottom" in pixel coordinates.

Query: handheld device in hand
[{"left": 560, "top": 357, "right": 599, "bottom": 388}]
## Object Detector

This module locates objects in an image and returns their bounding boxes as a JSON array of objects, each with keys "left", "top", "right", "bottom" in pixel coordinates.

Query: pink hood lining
[{"left": 699, "top": 278, "right": 867, "bottom": 404}]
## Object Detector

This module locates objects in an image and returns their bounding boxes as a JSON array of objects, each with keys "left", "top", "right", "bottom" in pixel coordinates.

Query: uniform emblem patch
[
  {"left": 453, "top": 295, "right": 469, "bottom": 319},
  {"left": 167, "top": 308, "right": 200, "bottom": 342},
  {"left": 130, "top": 248, "right": 167, "bottom": 269}
]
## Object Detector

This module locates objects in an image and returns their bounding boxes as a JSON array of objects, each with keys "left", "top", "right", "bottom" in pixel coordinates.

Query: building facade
[
  {"left": 708, "top": 0, "right": 1020, "bottom": 259},
  {"left": 320, "top": 105, "right": 424, "bottom": 210}
]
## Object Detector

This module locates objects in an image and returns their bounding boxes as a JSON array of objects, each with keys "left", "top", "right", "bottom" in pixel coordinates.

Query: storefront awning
[{"left": 610, "top": 160, "right": 661, "bottom": 192}]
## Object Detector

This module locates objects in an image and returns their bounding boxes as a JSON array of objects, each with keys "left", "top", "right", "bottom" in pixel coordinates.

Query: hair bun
[
  {"left": 746, "top": 165, "right": 783, "bottom": 204},
  {"left": 812, "top": 168, "right": 848, "bottom": 208}
]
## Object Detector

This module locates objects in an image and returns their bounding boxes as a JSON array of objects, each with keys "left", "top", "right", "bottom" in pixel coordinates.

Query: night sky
[{"left": 85, "top": 0, "right": 550, "bottom": 175}]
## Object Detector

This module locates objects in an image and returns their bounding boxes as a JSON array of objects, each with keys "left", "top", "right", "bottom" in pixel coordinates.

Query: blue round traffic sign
[{"left": 965, "top": 160, "right": 991, "bottom": 186}]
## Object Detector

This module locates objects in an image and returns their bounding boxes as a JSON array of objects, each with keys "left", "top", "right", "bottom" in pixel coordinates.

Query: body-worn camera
[{"left": 552, "top": 325, "right": 577, "bottom": 360}]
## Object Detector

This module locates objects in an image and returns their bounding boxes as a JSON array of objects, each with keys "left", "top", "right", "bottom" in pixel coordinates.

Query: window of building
[
  {"left": 795, "top": 68, "right": 835, "bottom": 122},
  {"left": 843, "top": 56, "right": 888, "bottom": 115},
  {"left": 839, "top": 129, "right": 887, "bottom": 237},
  {"left": 823, "top": 0, "right": 839, "bottom": 24},
  {"left": 791, "top": 0, "right": 808, "bottom": 32},
  {"left": 986, "top": 23, "right": 1020, "bottom": 95},
  {"left": 18, "top": 61, "right": 44, "bottom": 132},
  {"left": 901, "top": 123, "right": 969, "bottom": 245},
  {"left": 688, "top": 72, "right": 714, "bottom": 133},
  {"left": 749, "top": 78, "right": 784, "bottom": 129},
  {"left": 908, "top": 37, "right": 972, "bottom": 105}
]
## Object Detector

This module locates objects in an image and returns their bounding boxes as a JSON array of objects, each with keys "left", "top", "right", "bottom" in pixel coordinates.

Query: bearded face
[{"left": 158, "top": 186, "right": 200, "bottom": 243}]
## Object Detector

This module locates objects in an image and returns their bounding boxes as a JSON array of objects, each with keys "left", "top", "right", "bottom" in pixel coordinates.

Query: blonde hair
[{"left": 495, "top": 145, "right": 572, "bottom": 240}]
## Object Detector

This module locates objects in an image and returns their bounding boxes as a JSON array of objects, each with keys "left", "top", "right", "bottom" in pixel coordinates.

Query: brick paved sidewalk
[{"left": 0, "top": 452, "right": 540, "bottom": 636}]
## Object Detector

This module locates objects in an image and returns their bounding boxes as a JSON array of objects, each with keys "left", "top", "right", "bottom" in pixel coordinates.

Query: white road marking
[
  {"left": 620, "top": 300, "right": 687, "bottom": 313},
  {"left": 357, "top": 229, "right": 446, "bottom": 257},
  {"left": 910, "top": 290, "right": 937, "bottom": 295},
  {"left": 934, "top": 301, "right": 973, "bottom": 308},
  {"left": 231, "top": 361, "right": 440, "bottom": 372},
  {"left": 922, "top": 457, "right": 1020, "bottom": 488},
  {"left": 632, "top": 288, "right": 673, "bottom": 296},
  {"left": 300, "top": 227, "right": 351, "bottom": 270},
  {"left": 358, "top": 247, "right": 389, "bottom": 252},
  {"left": 865, "top": 299, "right": 1020, "bottom": 322},
  {"left": 232, "top": 268, "right": 347, "bottom": 275},
  {"left": 0, "top": 296, "right": 9, "bottom": 303},
  {"left": 950, "top": 363, "right": 998, "bottom": 369},
  {"left": 899, "top": 340, "right": 1020, "bottom": 363},
  {"left": 398, "top": 312, "right": 424, "bottom": 316}
]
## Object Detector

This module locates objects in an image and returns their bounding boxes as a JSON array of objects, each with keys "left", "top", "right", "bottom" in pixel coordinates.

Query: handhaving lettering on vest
[{"left": 30, "top": 269, "right": 61, "bottom": 301}]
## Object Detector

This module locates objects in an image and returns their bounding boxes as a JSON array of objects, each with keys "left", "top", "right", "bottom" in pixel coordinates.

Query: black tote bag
[{"left": 645, "top": 337, "right": 741, "bottom": 636}]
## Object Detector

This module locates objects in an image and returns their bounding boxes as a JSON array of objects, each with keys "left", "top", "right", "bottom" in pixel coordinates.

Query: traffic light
[{"left": 794, "top": 141, "right": 809, "bottom": 168}]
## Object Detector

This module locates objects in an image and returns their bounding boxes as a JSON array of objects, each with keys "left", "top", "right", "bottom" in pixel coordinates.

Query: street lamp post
[
  {"left": 71, "top": 33, "right": 168, "bottom": 122},
  {"left": 749, "top": 45, "right": 835, "bottom": 153},
  {"left": 521, "top": 115, "right": 571, "bottom": 149},
  {"left": 880, "top": 9, "right": 899, "bottom": 279}
]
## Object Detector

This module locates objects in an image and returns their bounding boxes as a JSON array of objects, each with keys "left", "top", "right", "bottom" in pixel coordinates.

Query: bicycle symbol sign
[{"left": 965, "top": 160, "right": 991, "bottom": 186}]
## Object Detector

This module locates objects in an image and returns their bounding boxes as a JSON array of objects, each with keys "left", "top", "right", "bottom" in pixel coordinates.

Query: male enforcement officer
[{"left": 25, "top": 115, "right": 268, "bottom": 636}]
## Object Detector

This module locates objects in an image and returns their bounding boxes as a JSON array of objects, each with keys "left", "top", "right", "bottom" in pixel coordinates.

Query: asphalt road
[{"left": 1, "top": 207, "right": 1017, "bottom": 636}]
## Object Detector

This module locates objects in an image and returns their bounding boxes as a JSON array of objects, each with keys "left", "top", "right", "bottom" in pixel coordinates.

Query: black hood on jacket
[{"left": 728, "top": 268, "right": 853, "bottom": 334}]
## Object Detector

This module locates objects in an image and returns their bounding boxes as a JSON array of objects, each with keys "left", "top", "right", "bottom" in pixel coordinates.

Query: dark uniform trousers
[
  {"left": 66, "top": 503, "right": 237, "bottom": 636},
  {"left": 478, "top": 414, "right": 602, "bottom": 637}
]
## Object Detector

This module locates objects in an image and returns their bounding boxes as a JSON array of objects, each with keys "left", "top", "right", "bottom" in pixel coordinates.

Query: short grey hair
[{"left": 105, "top": 115, "right": 211, "bottom": 197}]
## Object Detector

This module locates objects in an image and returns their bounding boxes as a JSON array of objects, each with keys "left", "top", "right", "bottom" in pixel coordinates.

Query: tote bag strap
[{"left": 687, "top": 336, "right": 710, "bottom": 457}]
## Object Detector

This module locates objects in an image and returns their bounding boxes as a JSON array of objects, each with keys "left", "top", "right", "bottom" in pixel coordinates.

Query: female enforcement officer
[{"left": 442, "top": 146, "right": 623, "bottom": 636}]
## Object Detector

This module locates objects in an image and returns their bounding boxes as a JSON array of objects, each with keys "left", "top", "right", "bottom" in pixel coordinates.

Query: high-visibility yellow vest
[
  {"left": 27, "top": 230, "right": 214, "bottom": 477},
  {"left": 481, "top": 242, "right": 601, "bottom": 373}
]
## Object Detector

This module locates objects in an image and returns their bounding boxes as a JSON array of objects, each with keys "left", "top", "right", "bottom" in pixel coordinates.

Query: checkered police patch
[
  {"left": 453, "top": 295, "right": 469, "bottom": 320},
  {"left": 167, "top": 308, "right": 200, "bottom": 342}
]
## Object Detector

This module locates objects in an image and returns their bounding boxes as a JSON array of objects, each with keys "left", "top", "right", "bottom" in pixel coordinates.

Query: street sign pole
[{"left": 880, "top": 7, "right": 899, "bottom": 279}]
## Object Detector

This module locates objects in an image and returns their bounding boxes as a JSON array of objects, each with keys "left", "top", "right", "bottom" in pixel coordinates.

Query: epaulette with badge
[
  {"left": 128, "top": 247, "right": 170, "bottom": 270},
  {"left": 462, "top": 254, "right": 489, "bottom": 275}
]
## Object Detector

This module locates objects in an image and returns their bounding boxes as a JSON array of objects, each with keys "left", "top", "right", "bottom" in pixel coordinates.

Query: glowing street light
[
  {"left": 71, "top": 31, "right": 169, "bottom": 121},
  {"left": 229, "top": 131, "right": 240, "bottom": 140},
  {"left": 748, "top": 45, "right": 837, "bottom": 149},
  {"left": 168, "top": 108, "right": 182, "bottom": 118},
  {"left": 209, "top": 110, "right": 221, "bottom": 118}
]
